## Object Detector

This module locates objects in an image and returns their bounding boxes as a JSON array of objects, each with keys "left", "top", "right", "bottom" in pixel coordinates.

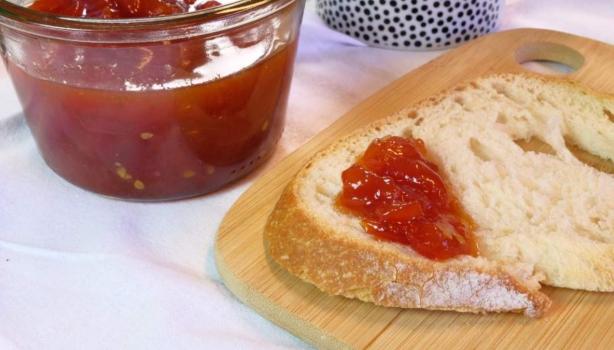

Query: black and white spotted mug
[{"left": 317, "top": 0, "right": 503, "bottom": 50}]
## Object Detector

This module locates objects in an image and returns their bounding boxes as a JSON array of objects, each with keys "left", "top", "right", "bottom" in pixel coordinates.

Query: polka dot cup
[{"left": 317, "top": 0, "right": 503, "bottom": 50}]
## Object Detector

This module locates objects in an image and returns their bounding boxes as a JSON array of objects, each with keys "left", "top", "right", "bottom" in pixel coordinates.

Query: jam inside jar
[{"left": 0, "top": 0, "right": 303, "bottom": 200}]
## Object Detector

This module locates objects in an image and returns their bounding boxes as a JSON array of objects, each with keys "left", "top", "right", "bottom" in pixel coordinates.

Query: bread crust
[{"left": 265, "top": 180, "right": 551, "bottom": 317}]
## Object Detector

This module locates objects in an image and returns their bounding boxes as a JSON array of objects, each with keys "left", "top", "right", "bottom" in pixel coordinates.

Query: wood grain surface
[{"left": 215, "top": 29, "right": 614, "bottom": 349}]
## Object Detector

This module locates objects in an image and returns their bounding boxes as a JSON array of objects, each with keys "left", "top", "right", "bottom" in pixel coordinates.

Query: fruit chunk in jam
[{"left": 337, "top": 136, "right": 478, "bottom": 260}]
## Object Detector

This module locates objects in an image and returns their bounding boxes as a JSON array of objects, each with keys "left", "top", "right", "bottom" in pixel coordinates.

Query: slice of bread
[{"left": 264, "top": 73, "right": 614, "bottom": 317}]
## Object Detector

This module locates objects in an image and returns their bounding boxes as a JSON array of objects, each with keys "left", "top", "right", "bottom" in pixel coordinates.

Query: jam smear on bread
[{"left": 337, "top": 136, "right": 478, "bottom": 260}]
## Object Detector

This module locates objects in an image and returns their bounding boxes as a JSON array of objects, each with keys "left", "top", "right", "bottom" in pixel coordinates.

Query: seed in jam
[{"left": 337, "top": 136, "right": 478, "bottom": 261}]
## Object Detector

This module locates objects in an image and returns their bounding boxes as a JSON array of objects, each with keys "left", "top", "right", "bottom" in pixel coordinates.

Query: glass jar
[{"left": 0, "top": 0, "right": 305, "bottom": 200}]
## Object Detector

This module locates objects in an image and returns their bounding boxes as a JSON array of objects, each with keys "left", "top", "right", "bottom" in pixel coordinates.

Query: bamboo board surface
[{"left": 215, "top": 29, "right": 614, "bottom": 349}]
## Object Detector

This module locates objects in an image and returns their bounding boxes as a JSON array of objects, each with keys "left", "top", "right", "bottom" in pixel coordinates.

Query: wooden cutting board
[{"left": 215, "top": 29, "right": 614, "bottom": 349}]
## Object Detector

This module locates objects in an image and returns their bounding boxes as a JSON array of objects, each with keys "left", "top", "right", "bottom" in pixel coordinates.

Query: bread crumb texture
[{"left": 265, "top": 74, "right": 613, "bottom": 317}]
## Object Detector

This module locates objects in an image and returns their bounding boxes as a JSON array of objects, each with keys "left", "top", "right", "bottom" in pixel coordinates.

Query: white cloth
[{"left": 1, "top": 1, "right": 612, "bottom": 349}]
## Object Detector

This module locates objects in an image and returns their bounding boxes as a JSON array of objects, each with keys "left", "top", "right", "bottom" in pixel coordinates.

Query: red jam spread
[
  {"left": 337, "top": 136, "right": 478, "bottom": 260},
  {"left": 8, "top": 0, "right": 297, "bottom": 200}
]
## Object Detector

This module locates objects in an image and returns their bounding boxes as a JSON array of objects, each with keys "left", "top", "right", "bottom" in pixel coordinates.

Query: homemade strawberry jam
[
  {"left": 6, "top": 0, "right": 298, "bottom": 200},
  {"left": 29, "top": 0, "right": 224, "bottom": 18},
  {"left": 337, "top": 136, "right": 478, "bottom": 260}
]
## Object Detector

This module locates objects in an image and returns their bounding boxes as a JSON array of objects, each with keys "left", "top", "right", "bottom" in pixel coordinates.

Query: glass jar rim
[{"left": 0, "top": 0, "right": 286, "bottom": 30}]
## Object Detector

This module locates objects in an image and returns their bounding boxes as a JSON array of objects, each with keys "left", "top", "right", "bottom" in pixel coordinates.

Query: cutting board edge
[{"left": 215, "top": 248, "right": 352, "bottom": 350}]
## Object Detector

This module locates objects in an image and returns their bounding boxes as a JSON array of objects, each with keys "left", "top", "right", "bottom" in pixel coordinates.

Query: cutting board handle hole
[{"left": 515, "top": 42, "right": 584, "bottom": 75}]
